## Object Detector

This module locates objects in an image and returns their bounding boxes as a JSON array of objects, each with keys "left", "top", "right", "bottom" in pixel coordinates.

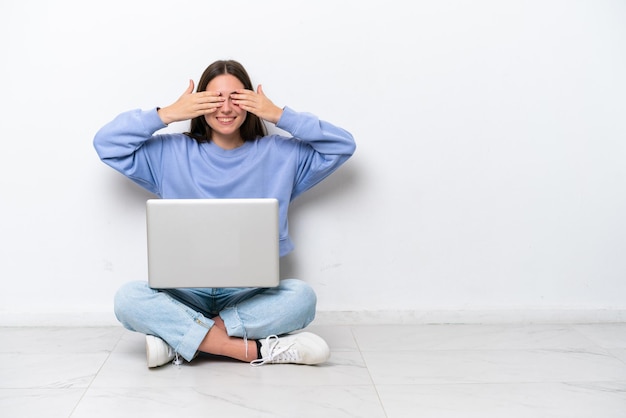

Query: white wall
[{"left": 1, "top": 0, "right": 625, "bottom": 325}]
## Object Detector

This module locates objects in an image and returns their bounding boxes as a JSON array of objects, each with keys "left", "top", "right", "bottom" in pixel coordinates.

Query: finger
[
  {"left": 195, "top": 90, "right": 225, "bottom": 106},
  {"left": 256, "top": 84, "right": 264, "bottom": 96},
  {"left": 185, "top": 79, "right": 195, "bottom": 95},
  {"left": 200, "top": 90, "right": 225, "bottom": 99}
]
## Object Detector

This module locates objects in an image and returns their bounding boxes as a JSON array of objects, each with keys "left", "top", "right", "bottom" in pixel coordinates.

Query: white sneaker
[
  {"left": 250, "top": 332, "right": 330, "bottom": 366},
  {"left": 146, "top": 335, "right": 176, "bottom": 368}
]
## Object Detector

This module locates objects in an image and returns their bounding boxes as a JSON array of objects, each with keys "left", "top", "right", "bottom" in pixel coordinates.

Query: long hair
[{"left": 184, "top": 60, "right": 267, "bottom": 143}]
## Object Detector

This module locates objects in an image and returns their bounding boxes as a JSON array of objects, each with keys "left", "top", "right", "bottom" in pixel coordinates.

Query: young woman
[{"left": 93, "top": 60, "right": 356, "bottom": 368}]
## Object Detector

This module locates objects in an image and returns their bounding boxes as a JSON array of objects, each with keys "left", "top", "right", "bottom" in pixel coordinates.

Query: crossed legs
[{"left": 114, "top": 279, "right": 318, "bottom": 363}]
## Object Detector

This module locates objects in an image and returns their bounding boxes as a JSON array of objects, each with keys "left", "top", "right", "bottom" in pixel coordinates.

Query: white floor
[{"left": 1, "top": 323, "right": 626, "bottom": 417}]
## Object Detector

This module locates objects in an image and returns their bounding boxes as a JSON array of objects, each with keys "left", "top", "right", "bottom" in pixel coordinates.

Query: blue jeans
[{"left": 113, "top": 279, "right": 317, "bottom": 361}]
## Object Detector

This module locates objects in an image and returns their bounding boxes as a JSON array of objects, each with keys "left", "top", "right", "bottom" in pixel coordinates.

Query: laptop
[{"left": 146, "top": 198, "right": 280, "bottom": 288}]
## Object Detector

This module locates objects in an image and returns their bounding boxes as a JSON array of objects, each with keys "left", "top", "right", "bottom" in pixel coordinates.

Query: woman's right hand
[{"left": 157, "top": 80, "right": 225, "bottom": 125}]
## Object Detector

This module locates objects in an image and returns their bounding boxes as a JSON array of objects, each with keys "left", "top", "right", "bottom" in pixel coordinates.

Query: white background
[{"left": 1, "top": 0, "right": 625, "bottom": 324}]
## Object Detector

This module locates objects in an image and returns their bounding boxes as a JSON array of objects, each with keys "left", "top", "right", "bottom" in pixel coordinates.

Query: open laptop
[{"left": 146, "top": 198, "right": 280, "bottom": 288}]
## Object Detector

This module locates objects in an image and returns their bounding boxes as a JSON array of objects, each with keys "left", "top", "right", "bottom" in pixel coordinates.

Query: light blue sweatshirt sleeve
[
  {"left": 93, "top": 108, "right": 166, "bottom": 195},
  {"left": 276, "top": 107, "right": 356, "bottom": 199}
]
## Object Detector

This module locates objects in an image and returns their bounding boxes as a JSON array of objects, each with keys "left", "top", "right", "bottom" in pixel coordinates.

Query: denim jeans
[{"left": 113, "top": 279, "right": 317, "bottom": 361}]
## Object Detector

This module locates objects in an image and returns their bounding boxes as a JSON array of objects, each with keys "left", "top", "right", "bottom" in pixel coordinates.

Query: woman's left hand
[{"left": 230, "top": 85, "right": 283, "bottom": 124}]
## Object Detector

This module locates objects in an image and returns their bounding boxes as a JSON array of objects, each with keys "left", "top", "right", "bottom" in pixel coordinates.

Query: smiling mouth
[{"left": 217, "top": 117, "right": 235, "bottom": 123}]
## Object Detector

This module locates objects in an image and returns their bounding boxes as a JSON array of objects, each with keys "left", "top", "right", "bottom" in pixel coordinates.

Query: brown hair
[{"left": 184, "top": 60, "right": 267, "bottom": 143}]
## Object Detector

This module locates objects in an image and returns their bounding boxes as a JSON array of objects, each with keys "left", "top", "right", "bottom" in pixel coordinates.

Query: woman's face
[{"left": 204, "top": 74, "right": 247, "bottom": 140}]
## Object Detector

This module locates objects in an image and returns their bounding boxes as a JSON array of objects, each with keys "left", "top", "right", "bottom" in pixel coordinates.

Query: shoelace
[
  {"left": 173, "top": 350, "right": 182, "bottom": 366},
  {"left": 161, "top": 343, "right": 182, "bottom": 366},
  {"left": 250, "top": 335, "right": 297, "bottom": 366}
]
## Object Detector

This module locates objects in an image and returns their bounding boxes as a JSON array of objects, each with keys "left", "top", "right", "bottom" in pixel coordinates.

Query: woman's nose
[{"left": 220, "top": 98, "right": 233, "bottom": 112}]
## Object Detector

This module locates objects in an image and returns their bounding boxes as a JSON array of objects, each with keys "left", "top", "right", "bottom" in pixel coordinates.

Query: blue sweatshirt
[{"left": 93, "top": 107, "right": 356, "bottom": 256}]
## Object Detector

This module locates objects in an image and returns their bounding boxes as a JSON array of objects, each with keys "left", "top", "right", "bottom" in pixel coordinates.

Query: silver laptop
[{"left": 146, "top": 198, "right": 280, "bottom": 288}]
